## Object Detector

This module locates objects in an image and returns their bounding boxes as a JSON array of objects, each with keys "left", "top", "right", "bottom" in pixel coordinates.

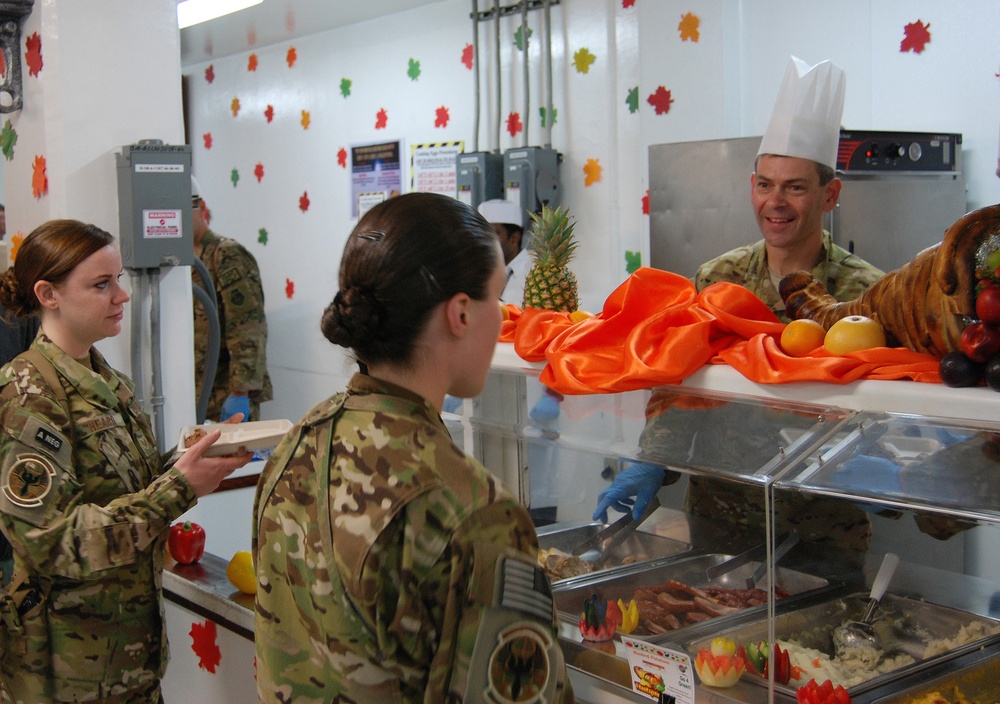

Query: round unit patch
[
  {"left": 485, "top": 623, "right": 551, "bottom": 703},
  {"left": 4, "top": 453, "right": 57, "bottom": 507}
]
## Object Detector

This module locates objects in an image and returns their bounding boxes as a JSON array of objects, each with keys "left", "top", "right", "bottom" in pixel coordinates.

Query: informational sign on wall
[
  {"left": 351, "top": 140, "right": 404, "bottom": 218},
  {"left": 410, "top": 141, "right": 463, "bottom": 197}
]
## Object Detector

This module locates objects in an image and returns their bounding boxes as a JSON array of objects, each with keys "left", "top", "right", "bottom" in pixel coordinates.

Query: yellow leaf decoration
[
  {"left": 231, "top": 97, "right": 241, "bottom": 117},
  {"left": 573, "top": 47, "right": 596, "bottom": 74},
  {"left": 301, "top": 110, "right": 311, "bottom": 129},
  {"left": 583, "top": 158, "right": 601, "bottom": 186}
]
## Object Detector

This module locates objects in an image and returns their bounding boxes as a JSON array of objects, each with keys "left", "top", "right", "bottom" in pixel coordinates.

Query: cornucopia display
[{"left": 778, "top": 203, "right": 1000, "bottom": 359}]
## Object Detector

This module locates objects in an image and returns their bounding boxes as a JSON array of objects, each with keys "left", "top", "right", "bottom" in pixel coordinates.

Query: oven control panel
[{"left": 837, "top": 129, "right": 962, "bottom": 173}]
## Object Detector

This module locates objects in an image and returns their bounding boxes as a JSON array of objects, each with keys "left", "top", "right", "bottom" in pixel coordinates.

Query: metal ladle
[{"left": 833, "top": 552, "right": 900, "bottom": 668}]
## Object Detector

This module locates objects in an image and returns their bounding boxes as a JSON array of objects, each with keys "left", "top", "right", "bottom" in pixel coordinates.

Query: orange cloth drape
[{"left": 500, "top": 267, "right": 941, "bottom": 395}]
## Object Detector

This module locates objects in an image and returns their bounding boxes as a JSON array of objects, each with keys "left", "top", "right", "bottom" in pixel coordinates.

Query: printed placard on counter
[{"left": 621, "top": 637, "right": 694, "bottom": 704}]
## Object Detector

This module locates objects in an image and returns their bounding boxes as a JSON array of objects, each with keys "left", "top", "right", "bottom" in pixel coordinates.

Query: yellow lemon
[
  {"left": 569, "top": 310, "right": 592, "bottom": 324},
  {"left": 226, "top": 550, "right": 257, "bottom": 594},
  {"left": 780, "top": 319, "right": 827, "bottom": 357},
  {"left": 824, "top": 315, "right": 887, "bottom": 355}
]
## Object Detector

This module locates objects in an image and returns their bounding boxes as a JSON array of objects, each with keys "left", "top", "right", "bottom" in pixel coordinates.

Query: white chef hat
[
  {"left": 757, "top": 56, "right": 846, "bottom": 170},
  {"left": 191, "top": 175, "right": 203, "bottom": 202},
  {"left": 478, "top": 199, "right": 524, "bottom": 229}
]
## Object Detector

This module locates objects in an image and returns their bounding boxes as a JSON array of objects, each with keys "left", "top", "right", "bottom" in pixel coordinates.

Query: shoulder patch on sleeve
[{"left": 3, "top": 452, "right": 57, "bottom": 508}]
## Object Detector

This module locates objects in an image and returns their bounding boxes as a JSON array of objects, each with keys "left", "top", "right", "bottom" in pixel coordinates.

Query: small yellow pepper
[
  {"left": 617, "top": 598, "right": 639, "bottom": 634},
  {"left": 710, "top": 636, "right": 737, "bottom": 657}
]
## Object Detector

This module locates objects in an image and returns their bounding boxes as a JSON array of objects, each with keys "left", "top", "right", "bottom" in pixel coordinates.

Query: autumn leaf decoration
[
  {"left": 573, "top": 48, "right": 596, "bottom": 74},
  {"left": 506, "top": 112, "right": 523, "bottom": 137},
  {"left": 189, "top": 620, "right": 221, "bottom": 674},
  {"left": 583, "top": 158, "right": 601, "bottom": 187},
  {"left": 31, "top": 155, "right": 47, "bottom": 198},
  {"left": 25, "top": 32, "right": 42, "bottom": 77},
  {"left": 678, "top": 12, "right": 700, "bottom": 41},
  {"left": 901, "top": 20, "right": 931, "bottom": 54},
  {"left": 647, "top": 87, "right": 674, "bottom": 115}
]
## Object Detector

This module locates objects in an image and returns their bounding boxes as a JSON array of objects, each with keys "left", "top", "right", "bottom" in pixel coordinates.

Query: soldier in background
[
  {"left": 254, "top": 193, "right": 573, "bottom": 703},
  {"left": 191, "top": 176, "right": 272, "bottom": 422},
  {"left": 0, "top": 219, "right": 249, "bottom": 702}
]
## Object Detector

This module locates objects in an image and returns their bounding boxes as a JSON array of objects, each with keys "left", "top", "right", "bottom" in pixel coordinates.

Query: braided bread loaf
[{"left": 778, "top": 204, "right": 1000, "bottom": 358}]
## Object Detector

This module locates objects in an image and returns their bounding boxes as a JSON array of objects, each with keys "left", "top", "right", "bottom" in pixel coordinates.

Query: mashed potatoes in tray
[{"left": 778, "top": 619, "right": 1000, "bottom": 689}]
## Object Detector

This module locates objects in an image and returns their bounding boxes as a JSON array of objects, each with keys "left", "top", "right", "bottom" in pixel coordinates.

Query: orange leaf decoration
[
  {"left": 286, "top": 47, "right": 297, "bottom": 68},
  {"left": 8, "top": 233, "right": 24, "bottom": 262},
  {"left": 231, "top": 97, "right": 241, "bottom": 117},
  {"left": 301, "top": 110, "right": 311, "bottom": 129},
  {"left": 583, "top": 158, "right": 602, "bottom": 187},
  {"left": 678, "top": 12, "right": 700, "bottom": 42},
  {"left": 31, "top": 155, "right": 48, "bottom": 198},
  {"left": 248, "top": 53, "right": 258, "bottom": 72}
]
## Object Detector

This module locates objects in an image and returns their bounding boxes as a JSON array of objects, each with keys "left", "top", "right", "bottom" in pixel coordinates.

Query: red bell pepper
[
  {"left": 796, "top": 679, "right": 851, "bottom": 704},
  {"left": 168, "top": 521, "right": 206, "bottom": 565}
]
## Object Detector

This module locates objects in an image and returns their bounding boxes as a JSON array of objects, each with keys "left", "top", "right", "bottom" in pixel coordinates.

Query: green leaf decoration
[
  {"left": 539, "top": 106, "right": 558, "bottom": 128},
  {"left": 258, "top": 228, "right": 268, "bottom": 245},
  {"left": 407, "top": 58, "right": 421, "bottom": 81},
  {"left": 340, "top": 78, "right": 352, "bottom": 97},
  {"left": 625, "top": 250, "right": 641, "bottom": 274},
  {"left": 230, "top": 168, "right": 240, "bottom": 187},
  {"left": 626, "top": 87, "right": 639, "bottom": 114},
  {"left": 514, "top": 25, "right": 533, "bottom": 52},
  {"left": 1, "top": 120, "right": 17, "bottom": 160}
]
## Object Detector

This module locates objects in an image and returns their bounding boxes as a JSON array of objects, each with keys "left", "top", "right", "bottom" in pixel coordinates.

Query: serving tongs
[
  {"left": 704, "top": 530, "right": 799, "bottom": 588},
  {"left": 570, "top": 497, "right": 661, "bottom": 568}
]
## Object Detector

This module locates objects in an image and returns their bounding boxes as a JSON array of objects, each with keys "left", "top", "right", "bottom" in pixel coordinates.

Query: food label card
[{"left": 621, "top": 637, "right": 695, "bottom": 703}]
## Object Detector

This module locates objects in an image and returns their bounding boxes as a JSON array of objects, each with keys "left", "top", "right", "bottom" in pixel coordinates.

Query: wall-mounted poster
[
  {"left": 410, "top": 141, "right": 463, "bottom": 197},
  {"left": 351, "top": 140, "right": 403, "bottom": 218}
]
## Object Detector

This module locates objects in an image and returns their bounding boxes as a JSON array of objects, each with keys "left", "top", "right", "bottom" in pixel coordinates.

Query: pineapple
[{"left": 523, "top": 205, "right": 580, "bottom": 312}]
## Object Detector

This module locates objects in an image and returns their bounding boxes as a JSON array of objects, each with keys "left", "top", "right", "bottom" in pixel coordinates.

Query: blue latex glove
[
  {"left": 442, "top": 395, "right": 463, "bottom": 414},
  {"left": 529, "top": 390, "right": 562, "bottom": 422},
  {"left": 593, "top": 461, "right": 666, "bottom": 523},
  {"left": 220, "top": 393, "right": 250, "bottom": 422}
]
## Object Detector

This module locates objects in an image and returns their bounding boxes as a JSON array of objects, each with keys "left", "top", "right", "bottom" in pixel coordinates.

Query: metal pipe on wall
[
  {"left": 520, "top": 0, "right": 529, "bottom": 147},
  {"left": 148, "top": 269, "right": 167, "bottom": 453},
  {"left": 471, "top": 0, "right": 481, "bottom": 152},
  {"left": 494, "top": 0, "right": 501, "bottom": 152},
  {"left": 543, "top": 0, "right": 553, "bottom": 148}
]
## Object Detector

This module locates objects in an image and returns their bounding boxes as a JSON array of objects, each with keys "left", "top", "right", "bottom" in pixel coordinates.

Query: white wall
[{"left": 182, "top": 0, "right": 1000, "bottom": 426}]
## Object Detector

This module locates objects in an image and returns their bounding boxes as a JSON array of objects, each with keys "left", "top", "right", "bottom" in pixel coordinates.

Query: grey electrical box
[
  {"left": 116, "top": 140, "right": 193, "bottom": 269},
  {"left": 456, "top": 151, "right": 503, "bottom": 211},
  {"left": 503, "top": 147, "right": 561, "bottom": 220}
]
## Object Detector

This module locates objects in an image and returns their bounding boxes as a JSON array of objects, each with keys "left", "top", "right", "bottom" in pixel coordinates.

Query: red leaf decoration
[
  {"left": 299, "top": 191, "right": 310, "bottom": 212},
  {"left": 506, "top": 112, "right": 523, "bottom": 137},
  {"left": 642, "top": 190, "right": 650, "bottom": 215},
  {"left": 0, "top": 49, "right": 7, "bottom": 80},
  {"left": 647, "top": 86, "right": 674, "bottom": 115},
  {"left": 264, "top": 105, "right": 274, "bottom": 123},
  {"left": 375, "top": 108, "right": 388, "bottom": 129},
  {"left": 189, "top": 620, "right": 221, "bottom": 674},
  {"left": 622, "top": 0, "right": 635, "bottom": 7},
  {"left": 203, "top": 133, "right": 212, "bottom": 149},
  {"left": 461, "top": 44, "right": 474, "bottom": 70},
  {"left": 285, "top": 278, "right": 295, "bottom": 299},
  {"left": 205, "top": 65, "right": 215, "bottom": 83},
  {"left": 435, "top": 106, "right": 450, "bottom": 128},
  {"left": 900, "top": 20, "right": 931, "bottom": 54},
  {"left": 337, "top": 148, "right": 347, "bottom": 168},
  {"left": 254, "top": 163, "right": 264, "bottom": 182},
  {"left": 25, "top": 32, "right": 42, "bottom": 77},
  {"left": 286, "top": 47, "right": 297, "bottom": 68}
]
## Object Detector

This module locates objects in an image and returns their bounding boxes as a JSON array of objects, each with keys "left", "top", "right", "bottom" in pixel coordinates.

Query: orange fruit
[
  {"left": 569, "top": 310, "right": 592, "bottom": 324},
  {"left": 823, "top": 315, "right": 886, "bottom": 355},
  {"left": 226, "top": 550, "right": 257, "bottom": 594},
  {"left": 780, "top": 319, "right": 827, "bottom": 357}
]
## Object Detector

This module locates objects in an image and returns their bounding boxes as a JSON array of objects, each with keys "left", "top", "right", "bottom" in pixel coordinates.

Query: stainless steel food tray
[
  {"left": 875, "top": 646, "right": 1000, "bottom": 704},
  {"left": 684, "top": 592, "right": 1000, "bottom": 697},
  {"left": 537, "top": 520, "right": 692, "bottom": 582},
  {"left": 552, "top": 552, "right": 832, "bottom": 641}
]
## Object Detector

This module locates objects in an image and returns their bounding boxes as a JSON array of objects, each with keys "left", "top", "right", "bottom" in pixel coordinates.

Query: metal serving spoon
[{"left": 833, "top": 552, "right": 900, "bottom": 668}]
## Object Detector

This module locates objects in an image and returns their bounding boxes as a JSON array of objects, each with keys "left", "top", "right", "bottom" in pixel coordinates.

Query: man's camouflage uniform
[
  {"left": 694, "top": 231, "right": 884, "bottom": 323},
  {"left": 0, "top": 333, "right": 197, "bottom": 702},
  {"left": 669, "top": 237, "right": 884, "bottom": 553},
  {"left": 254, "top": 374, "right": 573, "bottom": 704},
  {"left": 194, "top": 229, "right": 272, "bottom": 421}
]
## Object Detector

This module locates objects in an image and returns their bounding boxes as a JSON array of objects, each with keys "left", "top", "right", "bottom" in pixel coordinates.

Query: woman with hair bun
[
  {"left": 254, "top": 193, "right": 574, "bottom": 703},
  {"left": 0, "top": 219, "right": 251, "bottom": 702}
]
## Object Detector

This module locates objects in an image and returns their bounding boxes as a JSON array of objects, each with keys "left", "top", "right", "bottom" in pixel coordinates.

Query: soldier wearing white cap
[
  {"left": 596, "top": 58, "right": 887, "bottom": 559},
  {"left": 477, "top": 199, "right": 532, "bottom": 305},
  {"left": 694, "top": 56, "right": 884, "bottom": 322}
]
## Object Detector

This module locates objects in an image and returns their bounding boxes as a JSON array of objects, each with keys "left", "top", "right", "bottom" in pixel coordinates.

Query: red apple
[
  {"left": 977, "top": 285, "right": 1000, "bottom": 324},
  {"left": 959, "top": 321, "right": 1000, "bottom": 363}
]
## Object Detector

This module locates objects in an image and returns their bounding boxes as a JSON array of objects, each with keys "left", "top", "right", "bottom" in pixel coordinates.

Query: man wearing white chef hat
[
  {"left": 694, "top": 56, "right": 884, "bottom": 322},
  {"left": 596, "top": 58, "right": 888, "bottom": 556},
  {"left": 477, "top": 199, "right": 532, "bottom": 305}
]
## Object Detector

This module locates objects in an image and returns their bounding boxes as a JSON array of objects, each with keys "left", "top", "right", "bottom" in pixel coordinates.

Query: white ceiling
[{"left": 179, "top": 0, "right": 447, "bottom": 67}]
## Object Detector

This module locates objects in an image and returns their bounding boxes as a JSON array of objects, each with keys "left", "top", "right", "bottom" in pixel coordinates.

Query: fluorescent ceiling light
[{"left": 177, "top": 0, "right": 263, "bottom": 29}]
